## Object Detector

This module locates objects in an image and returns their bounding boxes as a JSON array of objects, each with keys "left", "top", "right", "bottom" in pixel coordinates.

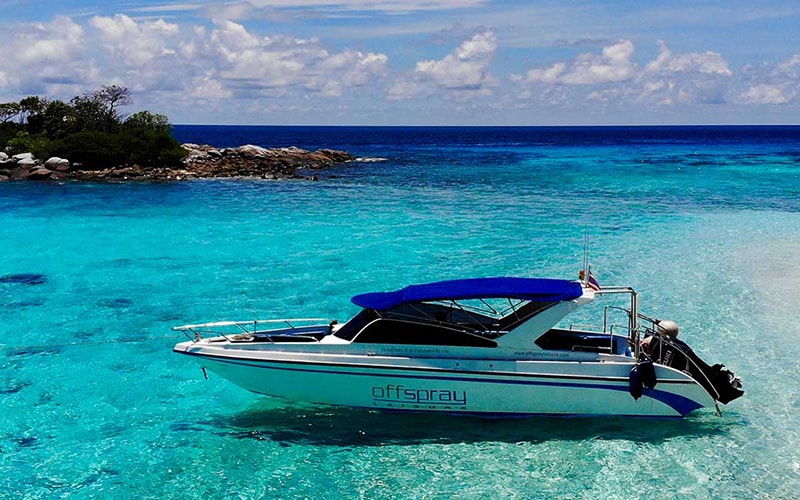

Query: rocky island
[
  {"left": 1, "top": 85, "right": 356, "bottom": 182},
  {"left": 0, "top": 143, "right": 356, "bottom": 182}
]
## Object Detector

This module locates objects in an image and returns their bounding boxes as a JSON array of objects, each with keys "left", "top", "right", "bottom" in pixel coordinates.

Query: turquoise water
[{"left": 2, "top": 126, "right": 800, "bottom": 498}]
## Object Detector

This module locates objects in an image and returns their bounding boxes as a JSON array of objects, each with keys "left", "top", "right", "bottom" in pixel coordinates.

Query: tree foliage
[
  {"left": 1, "top": 85, "right": 185, "bottom": 169},
  {"left": 0, "top": 106, "right": 22, "bottom": 149},
  {"left": 124, "top": 110, "right": 171, "bottom": 134},
  {"left": 0, "top": 102, "right": 20, "bottom": 123}
]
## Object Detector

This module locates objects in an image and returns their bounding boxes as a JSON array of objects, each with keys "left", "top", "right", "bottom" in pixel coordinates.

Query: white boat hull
[{"left": 174, "top": 344, "right": 714, "bottom": 418}]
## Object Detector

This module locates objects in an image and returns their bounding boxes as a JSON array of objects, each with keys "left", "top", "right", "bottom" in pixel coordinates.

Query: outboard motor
[
  {"left": 629, "top": 353, "right": 657, "bottom": 400},
  {"left": 644, "top": 323, "right": 744, "bottom": 404}
]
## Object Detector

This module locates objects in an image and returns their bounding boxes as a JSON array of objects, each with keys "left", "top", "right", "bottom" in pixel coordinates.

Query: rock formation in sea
[{"left": 0, "top": 144, "right": 355, "bottom": 181}]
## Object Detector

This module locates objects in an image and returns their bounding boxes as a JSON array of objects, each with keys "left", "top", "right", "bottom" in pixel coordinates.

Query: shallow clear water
[{"left": 2, "top": 126, "right": 800, "bottom": 498}]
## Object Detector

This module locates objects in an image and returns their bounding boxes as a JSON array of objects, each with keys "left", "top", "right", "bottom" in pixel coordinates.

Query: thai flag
[{"left": 587, "top": 268, "right": 601, "bottom": 291}]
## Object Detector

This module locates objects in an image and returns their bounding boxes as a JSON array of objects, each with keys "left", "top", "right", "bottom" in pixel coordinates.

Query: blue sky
[{"left": 1, "top": 0, "right": 798, "bottom": 125}]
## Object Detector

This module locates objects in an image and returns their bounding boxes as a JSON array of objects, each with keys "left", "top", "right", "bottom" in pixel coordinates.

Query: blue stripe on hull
[{"left": 177, "top": 351, "right": 706, "bottom": 416}]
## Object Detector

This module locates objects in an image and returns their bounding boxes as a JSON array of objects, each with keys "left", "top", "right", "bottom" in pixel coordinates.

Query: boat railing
[
  {"left": 173, "top": 318, "right": 332, "bottom": 343},
  {"left": 567, "top": 303, "right": 635, "bottom": 354},
  {"left": 568, "top": 322, "right": 602, "bottom": 332},
  {"left": 634, "top": 313, "right": 723, "bottom": 401}
]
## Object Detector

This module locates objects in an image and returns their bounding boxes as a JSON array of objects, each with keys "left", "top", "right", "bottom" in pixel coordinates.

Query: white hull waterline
[{"left": 174, "top": 276, "right": 743, "bottom": 418}]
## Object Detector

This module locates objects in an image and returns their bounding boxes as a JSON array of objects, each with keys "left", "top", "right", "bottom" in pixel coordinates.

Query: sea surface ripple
[{"left": 1, "top": 126, "right": 799, "bottom": 498}]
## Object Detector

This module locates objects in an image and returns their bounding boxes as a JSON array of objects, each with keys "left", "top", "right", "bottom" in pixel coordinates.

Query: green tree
[
  {"left": 40, "top": 100, "right": 76, "bottom": 139},
  {"left": 6, "top": 132, "right": 53, "bottom": 158},
  {"left": 99, "top": 85, "right": 133, "bottom": 121},
  {"left": 51, "top": 131, "right": 125, "bottom": 168},
  {"left": 0, "top": 103, "right": 22, "bottom": 146},
  {"left": 0, "top": 102, "right": 20, "bottom": 123},
  {"left": 18, "top": 96, "right": 46, "bottom": 125},
  {"left": 71, "top": 92, "right": 114, "bottom": 133},
  {"left": 70, "top": 85, "right": 133, "bottom": 133},
  {"left": 2, "top": 85, "right": 184, "bottom": 170},
  {"left": 124, "top": 110, "right": 171, "bottom": 134},
  {"left": 122, "top": 111, "right": 184, "bottom": 167}
]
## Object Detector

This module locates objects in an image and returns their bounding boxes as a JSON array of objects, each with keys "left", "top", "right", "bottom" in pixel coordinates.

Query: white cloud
[
  {"left": 415, "top": 30, "right": 496, "bottom": 89},
  {"left": 391, "top": 30, "right": 497, "bottom": 99},
  {"left": 0, "top": 12, "right": 391, "bottom": 106},
  {"left": 523, "top": 62, "right": 565, "bottom": 85},
  {"left": 777, "top": 54, "right": 800, "bottom": 77},
  {"left": 513, "top": 39, "right": 744, "bottom": 109},
  {"left": 18, "top": 16, "right": 85, "bottom": 65},
  {"left": 644, "top": 40, "right": 731, "bottom": 76},
  {"left": 521, "top": 40, "right": 635, "bottom": 86},
  {"left": 202, "top": 20, "right": 388, "bottom": 97},
  {"left": 388, "top": 79, "right": 427, "bottom": 101},
  {"left": 311, "top": 50, "right": 388, "bottom": 96},
  {"left": 189, "top": 72, "right": 234, "bottom": 100},
  {"left": 0, "top": 16, "right": 95, "bottom": 96},
  {"left": 633, "top": 41, "right": 734, "bottom": 106},
  {"left": 587, "top": 87, "right": 634, "bottom": 102},
  {"left": 209, "top": 19, "right": 262, "bottom": 54},
  {"left": 739, "top": 84, "right": 791, "bottom": 104},
  {"left": 1, "top": 10, "right": 797, "bottom": 124},
  {"left": 562, "top": 40, "right": 636, "bottom": 84},
  {"left": 737, "top": 54, "right": 800, "bottom": 105},
  {"left": 90, "top": 14, "right": 180, "bottom": 67}
]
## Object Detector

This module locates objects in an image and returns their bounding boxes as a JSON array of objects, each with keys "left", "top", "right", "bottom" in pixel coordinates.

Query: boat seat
[{"left": 535, "top": 328, "right": 628, "bottom": 355}]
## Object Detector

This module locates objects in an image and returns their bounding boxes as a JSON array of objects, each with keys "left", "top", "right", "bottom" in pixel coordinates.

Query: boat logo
[{"left": 371, "top": 384, "right": 467, "bottom": 408}]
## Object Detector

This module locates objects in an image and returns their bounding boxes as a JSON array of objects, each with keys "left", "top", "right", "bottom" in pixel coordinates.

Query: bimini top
[{"left": 351, "top": 277, "right": 584, "bottom": 311}]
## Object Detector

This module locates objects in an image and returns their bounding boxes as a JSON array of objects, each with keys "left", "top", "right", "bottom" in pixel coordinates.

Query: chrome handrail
[{"left": 173, "top": 318, "right": 332, "bottom": 342}]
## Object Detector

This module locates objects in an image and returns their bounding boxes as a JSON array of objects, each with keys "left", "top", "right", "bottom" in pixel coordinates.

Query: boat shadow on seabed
[{"left": 198, "top": 402, "right": 739, "bottom": 447}]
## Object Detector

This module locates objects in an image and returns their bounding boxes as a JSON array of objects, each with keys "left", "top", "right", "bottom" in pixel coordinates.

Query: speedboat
[{"left": 173, "top": 275, "right": 743, "bottom": 417}]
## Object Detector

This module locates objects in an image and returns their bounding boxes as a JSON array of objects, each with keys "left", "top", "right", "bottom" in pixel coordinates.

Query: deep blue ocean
[{"left": 2, "top": 126, "right": 800, "bottom": 498}]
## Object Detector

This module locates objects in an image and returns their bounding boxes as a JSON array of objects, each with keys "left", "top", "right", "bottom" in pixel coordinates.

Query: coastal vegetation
[
  {"left": 1, "top": 85, "right": 354, "bottom": 182},
  {"left": 0, "top": 85, "right": 185, "bottom": 169}
]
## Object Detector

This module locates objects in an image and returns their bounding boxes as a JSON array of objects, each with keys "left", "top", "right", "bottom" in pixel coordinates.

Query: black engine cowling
[{"left": 644, "top": 335, "right": 744, "bottom": 404}]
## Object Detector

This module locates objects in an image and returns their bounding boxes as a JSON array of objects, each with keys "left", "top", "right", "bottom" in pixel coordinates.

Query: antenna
[{"left": 581, "top": 232, "right": 589, "bottom": 286}]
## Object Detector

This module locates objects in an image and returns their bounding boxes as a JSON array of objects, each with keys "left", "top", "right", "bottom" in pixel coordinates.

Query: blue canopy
[{"left": 351, "top": 277, "right": 583, "bottom": 311}]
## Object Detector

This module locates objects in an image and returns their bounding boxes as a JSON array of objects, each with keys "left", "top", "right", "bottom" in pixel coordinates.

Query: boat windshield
[{"left": 334, "top": 297, "right": 560, "bottom": 343}]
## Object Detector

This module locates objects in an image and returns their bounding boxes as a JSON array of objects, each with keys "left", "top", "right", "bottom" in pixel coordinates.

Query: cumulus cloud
[
  {"left": 738, "top": 54, "right": 800, "bottom": 104},
  {"left": 311, "top": 50, "right": 389, "bottom": 96},
  {"left": 189, "top": 71, "right": 234, "bottom": 100},
  {"left": 644, "top": 40, "right": 731, "bottom": 76},
  {"left": 90, "top": 15, "right": 179, "bottom": 63},
  {"left": 19, "top": 17, "right": 86, "bottom": 65},
  {"left": 777, "top": 54, "right": 800, "bottom": 77},
  {"left": 1, "top": 11, "right": 797, "bottom": 124},
  {"left": 516, "top": 39, "right": 739, "bottom": 107},
  {"left": 0, "top": 13, "right": 389, "bottom": 107},
  {"left": 415, "top": 30, "right": 497, "bottom": 89},
  {"left": 0, "top": 16, "right": 96, "bottom": 95},
  {"left": 390, "top": 30, "right": 497, "bottom": 99},
  {"left": 562, "top": 40, "right": 636, "bottom": 84},
  {"left": 636, "top": 41, "right": 733, "bottom": 105},
  {"left": 523, "top": 63, "right": 566, "bottom": 85},
  {"left": 739, "top": 84, "right": 791, "bottom": 104},
  {"left": 202, "top": 20, "right": 388, "bottom": 98},
  {"left": 86, "top": 14, "right": 187, "bottom": 94},
  {"left": 209, "top": 24, "right": 311, "bottom": 91},
  {"left": 520, "top": 40, "right": 635, "bottom": 87}
]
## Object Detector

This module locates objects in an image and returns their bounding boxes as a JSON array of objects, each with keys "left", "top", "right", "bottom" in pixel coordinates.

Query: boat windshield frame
[
  {"left": 333, "top": 295, "right": 566, "bottom": 344},
  {"left": 376, "top": 296, "right": 560, "bottom": 332}
]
